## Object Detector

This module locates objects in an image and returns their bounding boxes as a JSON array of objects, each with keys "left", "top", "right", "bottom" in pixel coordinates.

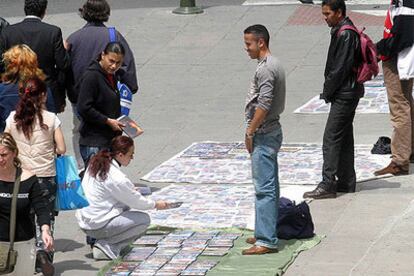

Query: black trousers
[{"left": 320, "top": 98, "right": 359, "bottom": 193}]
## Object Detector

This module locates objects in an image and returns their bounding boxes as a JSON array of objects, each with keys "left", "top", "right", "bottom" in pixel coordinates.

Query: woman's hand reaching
[{"left": 155, "top": 200, "right": 169, "bottom": 210}]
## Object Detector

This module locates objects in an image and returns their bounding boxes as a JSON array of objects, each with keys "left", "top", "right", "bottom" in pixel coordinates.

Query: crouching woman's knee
[{"left": 139, "top": 212, "right": 151, "bottom": 227}]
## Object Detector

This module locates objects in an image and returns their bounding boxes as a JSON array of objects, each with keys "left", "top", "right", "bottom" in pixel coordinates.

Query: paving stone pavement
[{"left": 2, "top": 2, "right": 413, "bottom": 275}]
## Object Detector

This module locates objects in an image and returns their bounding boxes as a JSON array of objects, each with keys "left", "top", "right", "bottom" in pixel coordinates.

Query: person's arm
[
  {"left": 77, "top": 74, "right": 108, "bottom": 125},
  {"left": 245, "top": 66, "right": 274, "bottom": 153},
  {"left": 4, "top": 111, "right": 13, "bottom": 133},
  {"left": 376, "top": 14, "right": 406, "bottom": 58},
  {"left": 108, "top": 174, "right": 156, "bottom": 210},
  {"left": 53, "top": 27, "right": 70, "bottom": 72},
  {"left": 45, "top": 88, "right": 56, "bottom": 113},
  {"left": 118, "top": 33, "right": 138, "bottom": 93},
  {"left": 30, "top": 176, "right": 53, "bottom": 251},
  {"left": 40, "top": 225, "right": 54, "bottom": 251},
  {"left": 54, "top": 126, "right": 66, "bottom": 155},
  {"left": 322, "top": 30, "right": 359, "bottom": 102},
  {"left": 245, "top": 108, "right": 268, "bottom": 154}
]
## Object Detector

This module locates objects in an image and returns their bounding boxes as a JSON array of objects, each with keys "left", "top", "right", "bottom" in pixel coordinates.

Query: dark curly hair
[
  {"left": 88, "top": 136, "right": 134, "bottom": 181},
  {"left": 322, "top": 0, "right": 346, "bottom": 16},
  {"left": 24, "top": 0, "right": 48, "bottom": 17},
  {"left": 14, "top": 77, "right": 48, "bottom": 140},
  {"left": 79, "top": 0, "right": 110, "bottom": 23}
]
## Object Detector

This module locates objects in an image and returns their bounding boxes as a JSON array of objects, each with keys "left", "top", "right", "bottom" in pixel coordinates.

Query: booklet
[{"left": 117, "top": 115, "right": 144, "bottom": 138}]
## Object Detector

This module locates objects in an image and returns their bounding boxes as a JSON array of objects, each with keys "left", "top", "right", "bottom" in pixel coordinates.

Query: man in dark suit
[{"left": 0, "top": 0, "right": 69, "bottom": 112}]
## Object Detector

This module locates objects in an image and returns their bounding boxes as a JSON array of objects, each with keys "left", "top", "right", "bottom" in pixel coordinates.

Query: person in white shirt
[{"left": 76, "top": 135, "right": 169, "bottom": 260}]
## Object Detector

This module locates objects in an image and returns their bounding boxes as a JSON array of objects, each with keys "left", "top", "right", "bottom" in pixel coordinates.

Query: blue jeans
[
  {"left": 79, "top": 145, "right": 106, "bottom": 168},
  {"left": 251, "top": 127, "right": 283, "bottom": 249}
]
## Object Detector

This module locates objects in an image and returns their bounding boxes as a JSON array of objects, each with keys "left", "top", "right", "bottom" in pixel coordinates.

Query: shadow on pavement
[
  {"left": 54, "top": 260, "right": 97, "bottom": 275},
  {"left": 358, "top": 179, "right": 401, "bottom": 191},
  {"left": 55, "top": 239, "right": 84, "bottom": 253}
]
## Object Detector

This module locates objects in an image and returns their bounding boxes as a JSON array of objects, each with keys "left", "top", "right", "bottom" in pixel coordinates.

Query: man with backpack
[
  {"left": 304, "top": 0, "right": 364, "bottom": 199},
  {"left": 374, "top": 0, "right": 414, "bottom": 176}
]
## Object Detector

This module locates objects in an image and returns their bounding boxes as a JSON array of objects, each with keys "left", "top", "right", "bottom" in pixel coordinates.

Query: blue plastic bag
[{"left": 55, "top": 155, "right": 89, "bottom": 210}]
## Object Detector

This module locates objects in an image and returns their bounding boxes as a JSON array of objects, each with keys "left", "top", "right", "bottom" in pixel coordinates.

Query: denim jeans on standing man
[
  {"left": 251, "top": 126, "right": 283, "bottom": 249},
  {"left": 79, "top": 145, "right": 106, "bottom": 169}
]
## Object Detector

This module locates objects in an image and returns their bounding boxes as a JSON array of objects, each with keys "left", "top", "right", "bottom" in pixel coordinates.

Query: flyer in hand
[{"left": 117, "top": 115, "right": 144, "bottom": 138}]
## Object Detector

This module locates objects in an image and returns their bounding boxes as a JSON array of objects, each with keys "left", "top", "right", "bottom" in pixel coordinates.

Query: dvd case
[{"left": 117, "top": 115, "right": 144, "bottom": 138}]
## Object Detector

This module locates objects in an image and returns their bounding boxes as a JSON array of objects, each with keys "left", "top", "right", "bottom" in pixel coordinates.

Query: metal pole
[{"left": 172, "top": 0, "right": 204, "bottom": 15}]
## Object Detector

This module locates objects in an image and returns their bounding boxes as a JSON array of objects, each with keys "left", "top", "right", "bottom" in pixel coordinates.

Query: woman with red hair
[
  {"left": 4, "top": 77, "right": 65, "bottom": 276},
  {"left": 0, "top": 44, "right": 55, "bottom": 132},
  {"left": 77, "top": 135, "right": 169, "bottom": 260}
]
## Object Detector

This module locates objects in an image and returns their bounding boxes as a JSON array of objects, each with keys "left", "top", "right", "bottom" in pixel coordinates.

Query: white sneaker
[{"left": 93, "top": 241, "right": 117, "bottom": 260}]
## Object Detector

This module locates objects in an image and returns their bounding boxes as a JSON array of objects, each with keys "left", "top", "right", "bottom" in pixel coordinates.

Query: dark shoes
[
  {"left": 299, "top": 0, "right": 314, "bottom": 3},
  {"left": 245, "top": 237, "right": 256, "bottom": 244},
  {"left": 374, "top": 162, "right": 409, "bottom": 176},
  {"left": 242, "top": 245, "right": 278, "bottom": 255},
  {"left": 303, "top": 186, "right": 336, "bottom": 199},
  {"left": 36, "top": 250, "right": 55, "bottom": 276}
]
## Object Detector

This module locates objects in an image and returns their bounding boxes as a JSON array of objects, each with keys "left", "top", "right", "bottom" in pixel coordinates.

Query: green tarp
[
  {"left": 207, "top": 229, "right": 323, "bottom": 276},
  {"left": 99, "top": 227, "right": 323, "bottom": 276}
]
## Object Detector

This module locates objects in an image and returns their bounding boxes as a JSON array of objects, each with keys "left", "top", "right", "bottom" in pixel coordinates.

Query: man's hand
[
  {"left": 106, "top": 118, "right": 125, "bottom": 131},
  {"left": 245, "top": 133, "right": 254, "bottom": 154}
]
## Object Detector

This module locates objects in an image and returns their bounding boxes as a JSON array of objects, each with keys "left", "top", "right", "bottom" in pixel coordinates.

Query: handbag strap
[{"left": 9, "top": 167, "right": 22, "bottom": 251}]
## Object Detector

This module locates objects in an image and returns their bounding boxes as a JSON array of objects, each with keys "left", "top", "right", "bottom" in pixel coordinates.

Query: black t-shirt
[{"left": 0, "top": 175, "right": 51, "bottom": 242}]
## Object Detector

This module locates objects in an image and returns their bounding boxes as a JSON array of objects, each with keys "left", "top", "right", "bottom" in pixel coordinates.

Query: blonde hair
[
  {"left": 0, "top": 133, "right": 21, "bottom": 168},
  {"left": 1, "top": 44, "right": 46, "bottom": 87}
]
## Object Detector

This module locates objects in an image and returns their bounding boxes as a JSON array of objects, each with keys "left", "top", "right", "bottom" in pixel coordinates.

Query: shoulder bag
[{"left": 0, "top": 168, "right": 21, "bottom": 274}]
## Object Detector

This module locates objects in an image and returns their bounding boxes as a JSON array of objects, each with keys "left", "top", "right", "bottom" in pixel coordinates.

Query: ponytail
[
  {"left": 14, "top": 77, "right": 48, "bottom": 139},
  {"left": 87, "top": 135, "right": 134, "bottom": 181},
  {"left": 88, "top": 149, "right": 112, "bottom": 181}
]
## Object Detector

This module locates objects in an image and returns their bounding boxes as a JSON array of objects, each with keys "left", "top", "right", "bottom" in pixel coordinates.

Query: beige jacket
[{"left": 6, "top": 110, "right": 61, "bottom": 177}]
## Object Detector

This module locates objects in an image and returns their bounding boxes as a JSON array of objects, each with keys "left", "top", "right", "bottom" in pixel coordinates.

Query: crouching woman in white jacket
[{"left": 76, "top": 135, "right": 168, "bottom": 260}]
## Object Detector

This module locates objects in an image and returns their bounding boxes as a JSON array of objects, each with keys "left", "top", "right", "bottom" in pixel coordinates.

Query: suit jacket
[{"left": 0, "top": 17, "right": 70, "bottom": 111}]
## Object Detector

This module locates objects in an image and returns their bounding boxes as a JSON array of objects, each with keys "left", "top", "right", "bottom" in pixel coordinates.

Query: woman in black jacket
[{"left": 77, "top": 42, "right": 125, "bottom": 166}]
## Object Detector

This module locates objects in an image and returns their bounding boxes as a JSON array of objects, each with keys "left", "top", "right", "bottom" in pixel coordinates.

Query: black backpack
[
  {"left": 277, "top": 197, "right": 315, "bottom": 240},
  {"left": 371, "top": 136, "right": 391, "bottom": 155}
]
